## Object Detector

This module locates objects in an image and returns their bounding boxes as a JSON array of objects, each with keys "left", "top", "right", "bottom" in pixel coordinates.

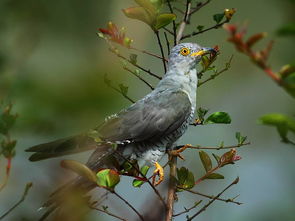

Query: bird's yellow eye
[{"left": 180, "top": 47, "right": 190, "bottom": 56}]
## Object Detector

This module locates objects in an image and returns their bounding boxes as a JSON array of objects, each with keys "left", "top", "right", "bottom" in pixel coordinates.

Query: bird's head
[{"left": 168, "top": 43, "right": 216, "bottom": 71}]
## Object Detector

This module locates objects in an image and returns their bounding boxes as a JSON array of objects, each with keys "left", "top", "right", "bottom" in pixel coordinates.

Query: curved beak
[{"left": 190, "top": 47, "right": 217, "bottom": 57}]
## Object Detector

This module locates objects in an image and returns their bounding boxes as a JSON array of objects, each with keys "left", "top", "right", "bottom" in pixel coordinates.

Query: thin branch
[
  {"left": 112, "top": 191, "right": 145, "bottom": 221},
  {"left": 109, "top": 47, "right": 162, "bottom": 80},
  {"left": 189, "top": 0, "right": 211, "bottom": 16},
  {"left": 187, "top": 177, "right": 240, "bottom": 221},
  {"left": 167, "top": 0, "right": 177, "bottom": 45},
  {"left": 173, "top": 200, "right": 202, "bottom": 217},
  {"left": 163, "top": 27, "right": 174, "bottom": 36},
  {"left": 181, "top": 20, "right": 229, "bottom": 41},
  {"left": 123, "top": 66, "right": 154, "bottom": 90},
  {"left": 0, "top": 158, "right": 12, "bottom": 192},
  {"left": 155, "top": 31, "right": 167, "bottom": 73},
  {"left": 198, "top": 55, "right": 234, "bottom": 87},
  {"left": 0, "top": 182, "right": 33, "bottom": 220},
  {"left": 105, "top": 81, "right": 135, "bottom": 103},
  {"left": 176, "top": 0, "right": 192, "bottom": 43},
  {"left": 164, "top": 32, "right": 170, "bottom": 56},
  {"left": 89, "top": 205, "right": 127, "bottom": 221},
  {"left": 114, "top": 151, "right": 167, "bottom": 209},
  {"left": 131, "top": 47, "right": 167, "bottom": 62},
  {"left": 183, "top": 189, "right": 242, "bottom": 205},
  {"left": 176, "top": 142, "right": 250, "bottom": 150},
  {"left": 165, "top": 155, "right": 177, "bottom": 221}
]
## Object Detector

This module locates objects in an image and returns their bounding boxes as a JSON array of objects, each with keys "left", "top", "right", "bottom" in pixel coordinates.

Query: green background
[{"left": 0, "top": 0, "right": 294, "bottom": 220}]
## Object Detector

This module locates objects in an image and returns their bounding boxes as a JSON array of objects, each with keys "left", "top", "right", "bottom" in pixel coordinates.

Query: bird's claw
[
  {"left": 152, "top": 162, "right": 164, "bottom": 186},
  {"left": 169, "top": 144, "right": 192, "bottom": 160}
]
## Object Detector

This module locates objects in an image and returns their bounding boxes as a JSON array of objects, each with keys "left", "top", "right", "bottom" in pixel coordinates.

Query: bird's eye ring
[{"left": 180, "top": 47, "right": 190, "bottom": 56}]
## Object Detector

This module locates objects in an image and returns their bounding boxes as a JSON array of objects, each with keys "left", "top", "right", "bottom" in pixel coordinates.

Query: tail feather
[
  {"left": 26, "top": 135, "right": 98, "bottom": 161},
  {"left": 36, "top": 144, "right": 118, "bottom": 220}
]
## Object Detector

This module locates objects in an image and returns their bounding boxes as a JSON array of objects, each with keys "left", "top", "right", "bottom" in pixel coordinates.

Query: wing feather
[{"left": 99, "top": 89, "right": 192, "bottom": 143}]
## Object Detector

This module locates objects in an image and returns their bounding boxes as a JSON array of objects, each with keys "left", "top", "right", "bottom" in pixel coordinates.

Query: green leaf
[
  {"left": 132, "top": 165, "right": 150, "bottom": 187},
  {"left": 150, "top": 0, "right": 164, "bottom": 11},
  {"left": 206, "top": 173, "right": 224, "bottom": 179},
  {"left": 129, "top": 54, "right": 138, "bottom": 65},
  {"left": 154, "top": 13, "right": 176, "bottom": 30},
  {"left": 204, "top": 112, "right": 231, "bottom": 124},
  {"left": 258, "top": 113, "right": 295, "bottom": 143},
  {"left": 122, "top": 7, "right": 154, "bottom": 27},
  {"left": 213, "top": 13, "right": 225, "bottom": 24},
  {"left": 196, "top": 25, "right": 204, "bottom": 32},
  {"left": 176, "top": 167, "right": 195, "bottom": 190},
  {"left": 212, "top": 153, "right": 221, "bottom": 164},
  {"left": 61, "top": 160, "right": 97, "bottom": 183},
  {"left": 119, "top": 84, "right": 129, "bottom": 96},
  {"left": 199, "top": 151, "right": 212, "bottom": 172},
  {"left": 135, "top": 0, "right": 158, "bottom": 16},
  {"left": 96, "top": 169, "right": 120, "bottom": 189},
  {"left": 235, "top": 132, "right": 247, "bottom": 145},
  {"left": 277, "top": 23, "right": 295, "bottom": 36},
  {"left": 197, "top": 107, "right": 208, "bottom": 122},
  {"left": 0, "top": 104, "right": 17, "bottom": 135}
]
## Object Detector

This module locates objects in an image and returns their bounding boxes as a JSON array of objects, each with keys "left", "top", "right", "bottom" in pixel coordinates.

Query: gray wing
[{"left": 99, "top": 89, "right": 192, "bottom": 143}]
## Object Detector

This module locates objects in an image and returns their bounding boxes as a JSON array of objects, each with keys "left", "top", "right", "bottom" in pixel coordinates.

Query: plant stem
[
  {"left": 167, "top": 0, "right": 177, "bottom": 45},
  {"left": 181, "top": 20, "right": 229, "bottom": 40},
  {"left": 173, "top": 200, "right": 202, "bottom": 217},
  {"left": 123, "top": 66, "right": 154, "bottom": 90},
  {"left": 112, "top": 191, "right": 145, "bottom": 221},
  {"left": 131, "top": 47, "right": 167, "bottom": 62},
  {"left": 165, "top": 155, "right": 177, "bottom": 221},
  {"left": 176, "top": 142, "right": 250, "bottom": 150},
  {"left": 184, "top": 189, "right": 242, "bottom": 205},
  {"left": 176, "top": 0, "right": 192, "bottom": 43},
  {"left": 187, "top": 177, "right": 239, "bottom": 220},
  {"left": 155, "top": 31, "right": 167, "bottom": 73},
  {"left": 0, "top": 182, "right": 33, "bottom": 220},
  {"left": 89, "top": 205, "right": 127, "bottom": 221}
]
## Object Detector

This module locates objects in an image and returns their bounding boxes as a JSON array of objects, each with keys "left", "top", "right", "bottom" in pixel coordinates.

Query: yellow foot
[
  {"left": 169, "top": 144, "right": 192, "bottom": 160},
  {"left": 152, "top": 162, "right": 164, "bottom": 186}
]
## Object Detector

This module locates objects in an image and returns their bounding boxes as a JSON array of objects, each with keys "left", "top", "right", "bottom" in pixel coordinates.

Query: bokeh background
[{"left": 0, "top": 0, "right": 294, "bottom": 220}]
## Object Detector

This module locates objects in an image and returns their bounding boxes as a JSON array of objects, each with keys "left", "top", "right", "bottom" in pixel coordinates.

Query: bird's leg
[
  {"left": 169, "top": 144, "right": 192, "bottom": 160},
  {"left": 152, "top": 162, "right": 164, "bottom": 186}
]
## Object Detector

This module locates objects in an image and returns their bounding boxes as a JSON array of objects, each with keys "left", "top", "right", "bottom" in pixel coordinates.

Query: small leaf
[
  {"left": 204, "top": 112, "right": 231, "bottom": 124},
  {"left": 135, "top": 0, "right": 158, "bottom": 16},
  {"left": 277, "top": 23, "right": 295, "bottom": 36},
  {"left": 176, "top": 167, "right": 195, "bottom": 190},
  {"left": 96, "top": 169, "right": 120, "bottom": 189},
  {"left": 61, "top": 160, "right": 97, "bottom": 183},
  {"left": 197, "top": 107, "right": 208, "bottom": 122},
  {"left": 258, "top": 113, "right": 295, "bottom": 143},
  {"left": 246, "top": 32, "right": 267, "bottom": 48},
  {"left": 132, "top": 165, "right": 149, "bottom": 187},
  {"left": 196, "top": 25, "right": 204, "bottom": 32},
  {"left": 122, "top": 6, "right": 154, "bottom": 27},
  {"left": 213, "top": 13, "right": 225, "bottom": 24},
  {"left": 206, "top": 173, "right": 224, "bottom": 179},
  {"left": 199, "top": 151, "right": 212, "bottom": 172},
  {"left": 119, "top": 84, "right": 129, "bottom": 96},
  {"left": 235, "top": 132, "right": 247, "bottom": 145},
  {"left": 129, "top": 54, "right": 138, "bottom": 65},
  {"left": 224, "top": 8, "right": 236, "bottom": 20},
  {"left": 212, "top": 153, "right": 221, "bottom": 164},
  {"left": 154, "top": 13, "right": 176, "bottom": 30}
]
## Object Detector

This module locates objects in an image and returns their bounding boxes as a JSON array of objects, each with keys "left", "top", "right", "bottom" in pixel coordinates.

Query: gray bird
[{"left": 26, "top": 42, "right": 215, "bottom": 199}]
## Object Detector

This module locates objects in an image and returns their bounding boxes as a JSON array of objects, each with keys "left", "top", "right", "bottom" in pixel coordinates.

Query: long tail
[{"left": 26, "top": 136, "right": 117, "bottom": 220}]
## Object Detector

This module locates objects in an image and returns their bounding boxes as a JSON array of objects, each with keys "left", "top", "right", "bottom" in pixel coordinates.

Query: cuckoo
[{"left": 26, "top": 42, "right": 216, "bottom": 190}]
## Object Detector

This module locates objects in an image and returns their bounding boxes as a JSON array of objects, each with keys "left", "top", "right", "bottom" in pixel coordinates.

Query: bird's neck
[{"left": 157, "top": 66, "right": 198, "bottom": 108}]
